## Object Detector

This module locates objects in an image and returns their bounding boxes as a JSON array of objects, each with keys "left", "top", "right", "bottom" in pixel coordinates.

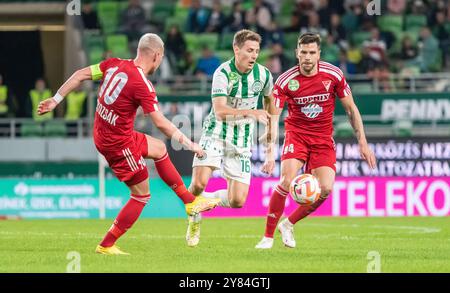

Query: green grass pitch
[{"left": 0, "top": 217, "right": 448, "bottom": 273}]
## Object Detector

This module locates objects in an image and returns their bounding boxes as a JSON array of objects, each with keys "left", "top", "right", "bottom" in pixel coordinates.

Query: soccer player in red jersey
[
  {"left": 256, "top": 33, "right": 377, "bottom": 249},
  {"left": 37, "top": 33, "right": 220, "bottom": 255}
]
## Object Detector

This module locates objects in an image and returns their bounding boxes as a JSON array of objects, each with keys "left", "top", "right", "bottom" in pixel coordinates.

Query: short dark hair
[
  {"left": 298, "top": 33, "right": 321, "bottom": 48},
  {"left": 233, "top": 29, "right": 261, "bottom": 48}
]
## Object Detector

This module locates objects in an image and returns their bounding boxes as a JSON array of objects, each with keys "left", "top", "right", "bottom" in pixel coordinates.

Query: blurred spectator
[
  {"left": 300, "top": 11, "right": 328, "bottom": 38},
  {"left": 119, "top": 0, "right": 150, "bottom": 41},
  {"left": 337, "top": 50, "right": 357, "bottom": 75},
  {"left": 328, "top": 13, "right": 347, "bottom": 48},
  {"left": 224, "top": 1, "right": 247, "bottom": 32},
  {"left": 64, "top": 86, "right": 87, "bottom": 121},
  {"left": 409, "top": 0, "right": 428, "bottom": 14},
  {"left": 267, "top": 21, "right": 285, "bottom": 46},
  {"left": 321, "top": 35, "right": 340, "bottom": 65},
  {"left": 165, "top": 25, "right": 187, "bottom": 73},
  {"left": 195, "top": 46, "right": 221, "bottom": 77},
  {"left": 265, "top": 43, "right": 291, "bottom": 77},
  {"left": 246, "top": 0, "right": 273, "bottom": 47},
  {"left": 415, "top": 27, "right": 440, "bottom": 72},
  {"left": 284, "top": 14, "right": 302, "bottom": 33},
  {"left": 317, "top": 0, "right": 333, "bottom": 28},
  {"left": 400, "top": 35, "right": 418, "bottom": 61},
  {"left": 387, "top": 0, "right": 406, "bottom": 15},
  {"left": 362, "top": 27, "right": 387, "bottom": 65},
  {"left": 206, "top": 0, "right": 226, "bottom": 33},
  {"left": 81, "top": 2, "right": 99, "bottom": 30},
  {"left": 0, "top": 74, "right": 15, "bottom": 118},
  {"left": 346, "top": 39, "right": 363, "bottom": 65},
  {"left": 178, "top": 51, "right": 196, "bottom": 76},
  {"left": 294, "top": 0, "right": 316, "bottom": 28},
  {"left": 432, "top": 10, "right": 450, "bottom": 67},
  {"left": 29, "top": 78, "right": 52, "bottom": 121},
  {"left": 187, "top": 0, "right": 210, "bottom": 33}
]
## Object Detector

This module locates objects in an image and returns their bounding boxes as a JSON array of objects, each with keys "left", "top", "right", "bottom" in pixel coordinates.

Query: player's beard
[{"left": 301, "top": 62, "right": 315, "bottom": 74}]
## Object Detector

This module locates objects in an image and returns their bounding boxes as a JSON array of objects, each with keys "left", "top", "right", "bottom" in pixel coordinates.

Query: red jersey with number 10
[
  {"left": 273, "top": 61, "right": 352, "bottom": 138},
  {"left": 93, "top": 58, "right": 159, "bottom": 148}
]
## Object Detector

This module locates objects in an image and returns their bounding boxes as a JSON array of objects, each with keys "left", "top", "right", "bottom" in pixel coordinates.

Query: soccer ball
[{"left": 290, "top": 174, "right": 321, "bottom": 205}]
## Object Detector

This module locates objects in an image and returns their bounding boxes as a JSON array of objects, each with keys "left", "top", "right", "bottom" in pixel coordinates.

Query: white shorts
[{"left": 192, "top": 136, "right": 252, "bottom": 185}]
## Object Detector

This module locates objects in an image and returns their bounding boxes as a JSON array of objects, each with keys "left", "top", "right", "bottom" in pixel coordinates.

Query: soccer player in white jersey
[{"left": 186, "top": 29, "right": 274, "bottom": 246}]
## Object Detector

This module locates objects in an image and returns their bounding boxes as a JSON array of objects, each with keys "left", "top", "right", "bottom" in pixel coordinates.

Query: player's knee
[
  {"left": 230, "top": 197, "right": 245, "bottom": 208},
  {"left": 155, "top": 140, "right": 167, "bottom": 158},
  {"left": 279, "top": 175, "right": 295, "bottom": 191},
  {"left": 320, "top": 185, "right": 333, "bottom": 199},
  {"left": 191, "top": 180, "right": 207, "bottom": 195}
]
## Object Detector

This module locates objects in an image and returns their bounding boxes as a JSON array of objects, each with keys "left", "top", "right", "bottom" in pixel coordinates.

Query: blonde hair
[
  {"left": 137, "top": 33, "right": 164, "bottom": 54},
  {"left": 233, "top": 29, "right": 261, "bottom": 48}
]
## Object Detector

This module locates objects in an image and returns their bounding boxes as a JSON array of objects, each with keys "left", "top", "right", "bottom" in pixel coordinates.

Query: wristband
[{"left": 53, "top": 92, "right": 64, "bottom": 104}]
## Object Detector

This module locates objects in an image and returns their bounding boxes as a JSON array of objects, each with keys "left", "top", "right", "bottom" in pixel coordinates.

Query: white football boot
[
  {"left": 278, "top": 218, "right": 296, "bottom": 248},
  {"left": 186, "top": 213, "right": 201, "bottom": 247},
  {"left": 255, "top": 236, "right": 274, "bottom": 249}
]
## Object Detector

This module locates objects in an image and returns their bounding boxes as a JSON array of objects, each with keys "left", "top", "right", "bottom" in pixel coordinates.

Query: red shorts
[
  {"left": 281, "top": 131, "right": 336, "bottom": 174},
  {"left": 95, "top": 131, "right": 149, "bottom": 186}
]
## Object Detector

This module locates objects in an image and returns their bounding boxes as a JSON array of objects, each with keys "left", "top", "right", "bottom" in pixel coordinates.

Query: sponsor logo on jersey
[
  {"left": 251, "top": 80, "right": 263, "bottom": 92},
  {"left": 322, "top": 80, "right": 331, "bottom": 91},
  {"left": 213, "top": 88, "right": 226, "bottom": 94},
  {"left": 288, "top": 79, "right": 300, "bottom": 91},
  {"left": 229, "top": 72, "right": 240, "bottom": 84},
  {"left": 96, "top": 103, "right": 119, "bottom": 126},
  {"left": 301, "top": 103, "right": 323, "bottom": 118},
  {"left": 293, "top": 93, "right": 330, "bottom": 105}
]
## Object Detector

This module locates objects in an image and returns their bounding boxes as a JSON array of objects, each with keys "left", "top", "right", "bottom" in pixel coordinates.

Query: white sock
[{"left": 202, "top": 189, "right": 230, "bottom": 208}]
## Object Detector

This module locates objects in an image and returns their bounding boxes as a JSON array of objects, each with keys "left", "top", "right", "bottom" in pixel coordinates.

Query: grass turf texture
[{"left": 0, "top": 217, "right": 448, "bottom": 273}]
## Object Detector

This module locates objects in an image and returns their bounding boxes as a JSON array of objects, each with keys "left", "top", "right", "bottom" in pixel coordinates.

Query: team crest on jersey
[
  {"left": 288, "top": 80, "right": 299, "bottom": 91},
  {"left": 301, "top": 103, "right": 323, "bottom": 118},
  {"left": 251, "top": 80, "right": 263, "bottom": 92},
  {"left": 322, "top": 80, "right": 331, "bottom": 91},
  {"left": 229, "top": 72, "right": 240, "bottom": 84}
]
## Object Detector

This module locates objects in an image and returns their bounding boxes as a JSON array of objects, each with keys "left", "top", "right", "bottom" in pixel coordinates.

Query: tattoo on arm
[{"left": 347, "top": 106, "right": 365, "bottom": 143}]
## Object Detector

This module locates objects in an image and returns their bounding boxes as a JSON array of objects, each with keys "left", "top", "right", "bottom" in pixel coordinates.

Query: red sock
[
  {"left": 288, "top": 197, "right": 326, "bottom": 224},
  {"left": 100, "top": 194, "right": 150, "bottom": 247},
  {"left": 264, "top": 185, "right": 289, "bottom": 238},
  {"left": 154, "top": 153, "right": 195, "bottom": 204}
]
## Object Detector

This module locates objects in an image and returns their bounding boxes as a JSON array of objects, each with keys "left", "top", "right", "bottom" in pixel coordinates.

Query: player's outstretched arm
[
  {"left": 149, "top": 111, "right": 204, "bottom": 157},
  {"left": 37, "top": 66, "right": 93, "bottom": 115},
  {"left": 213, "top": 96, "right": 269, "bottom": 124},
  {"left": 340, "top": 94, "right": 377, "bottom": 169}
]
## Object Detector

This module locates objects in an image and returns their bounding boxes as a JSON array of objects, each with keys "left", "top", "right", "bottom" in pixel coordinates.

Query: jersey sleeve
[
  {"left": 211, "top": 68, "right": 228, "bottom": 98},
  {"left": 90, "top": 58, "right": 118, "bottom": 81},
  {"left": 135, "top": 75, "right": 159, "bottom": 114},
  {"left": 263, "top": 69, "right": 274, "bottom": 97},
  {"left": 335, "top": 73, "right": 352, "bottom": 99}
]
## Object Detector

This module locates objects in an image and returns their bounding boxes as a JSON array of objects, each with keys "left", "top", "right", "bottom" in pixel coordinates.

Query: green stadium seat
[
  {"left": 43, "top": 121, "right": 67, "bottom": 137},
  {"left": 164, "top": 16, "right": 186, "bottom": 33},
  {"left": 405, "top": 15, "right": 427, "bottom": 31},
  {"left": 197, "top": 33, "right": 219, "bottom": 50},
  {"left": 88, "top": 47, "right": 104, "bottom": 64},
  {"left": 351, "top": 31, "right": 372, "bottom": 46},
  {"left": 257, "top": 49, "right": 271, "bottom": 65},
  {"left": 334, "top": 121, "right": 354, "bottom": 138},
  {"left": 151, "top": 2, "right": 175, "bottom": 25},
  {"left": 216, "top": 50, "right": 232, "bottom": 62},
  {"left": 377, "top": 15, "right": 403, "bottom": 34},
  {"left": 106, "top": 34, "right": 130, "bottom": 59},
  {"left": 284, "top": 33, "right": 299, "bottom": 50},
  {"left": 97, "top": 2, "right": 120, "bottom": 35},
  {"left": 392, "top": 120, "right": 413, "bottom": 137},
  {"left": 184, "top": 33, "right": 200, "bottom": 52},
  {"left": 218, "top": 33, "right": 235, "bottom": 50},
  {"left": 280, "top": 0, "right": 296, "bottom": 16},
  {"left": 21, "top": 121, "right": 43, "bottom": 137}
]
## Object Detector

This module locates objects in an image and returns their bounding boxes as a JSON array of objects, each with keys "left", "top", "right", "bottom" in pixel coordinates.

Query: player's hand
[
  {"left": 37, "top": 98, "right": 58, "bottom": 115},
  {"left": 251, "top": 110, "right": 270, "bottom": 125},
  {"left": 359, "top": 142, "right": 376, "bottom": 169},
  {"left": 192, "top": 143, "right": 205, "bottom": 159}
]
